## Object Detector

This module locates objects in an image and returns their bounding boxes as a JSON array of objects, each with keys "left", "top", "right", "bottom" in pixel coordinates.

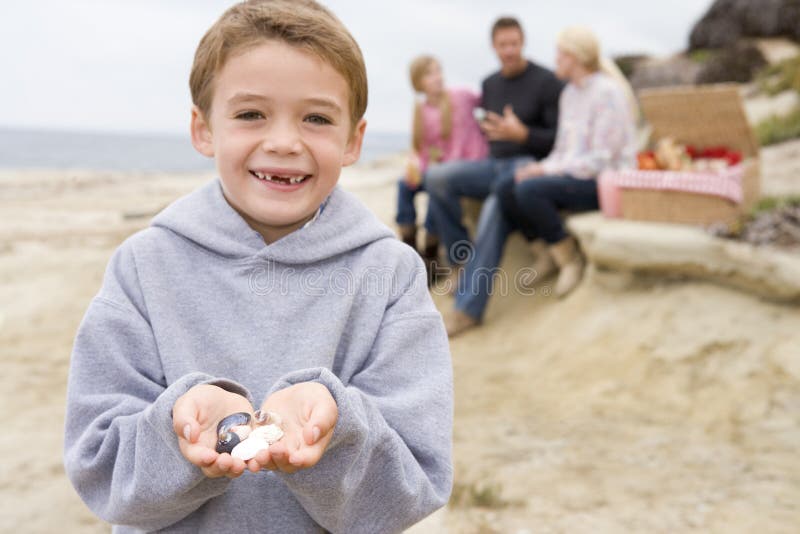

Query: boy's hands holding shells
[
  {"left": 172, "top": 384, "right": 253, "bottom": 479},
  {"left": 246, "top": 382, "right": 338, "bottom": 474}
]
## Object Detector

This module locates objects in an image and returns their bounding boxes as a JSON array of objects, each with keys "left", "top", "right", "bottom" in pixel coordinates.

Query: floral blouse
[{"left": 541, "top": 72, "right": 636, "bottom": 179}]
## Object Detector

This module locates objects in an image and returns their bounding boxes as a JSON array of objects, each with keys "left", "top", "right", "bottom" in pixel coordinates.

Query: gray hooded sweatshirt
[{"left": 64, "top": 179, "right": 453, "bottom": 533}]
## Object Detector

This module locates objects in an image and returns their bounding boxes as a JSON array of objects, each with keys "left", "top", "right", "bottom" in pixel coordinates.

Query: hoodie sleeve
[
  {"left": 63, "top": 240, "right": 252, "bottom": 530},
  {"left": 267, "top": 250, "right": 454, "bottom": 534}
]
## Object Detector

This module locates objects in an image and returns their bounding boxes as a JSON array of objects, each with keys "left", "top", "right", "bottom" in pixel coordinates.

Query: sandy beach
[{"left": 1, "top": 141, "right": 799, "bottom": 532}]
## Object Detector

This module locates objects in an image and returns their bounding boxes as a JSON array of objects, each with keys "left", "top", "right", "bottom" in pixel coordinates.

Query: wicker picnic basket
[{"left": 619, "top": 84, "right": 761, "bottom": 225}]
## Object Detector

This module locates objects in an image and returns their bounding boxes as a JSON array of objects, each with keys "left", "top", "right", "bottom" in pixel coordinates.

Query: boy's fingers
[
  {"left": 270, "top": 448, "right": 297, "bottom": 474},
  {"left": 251, "top": 449, "right": 277, "bottom": 471},
  {"left": 172, "top": 404, "right": 199, "bottom": 442},
  {"left": 288, "top": 447, "right": 319, "bottom": 469},
  {"left": 215, "top": 453, "right": 233, "bottom": 473},
  {"left": 246, "top": 458, "right": 261, "bottom": 473},
  {"left": 201, "top": 466, "right": 221, "bottom": 478},
  {"left": 304, "top": 402, "right": 337, "bottom": 445},
  {"left": 303, "top": 424, "right": 319, "bottom": 446},
  {"left": 183, "top": 442, "right": 218, "bottom": 467},
  {"left": 227, "top": 458, "right": 246, "bottom": 477}
]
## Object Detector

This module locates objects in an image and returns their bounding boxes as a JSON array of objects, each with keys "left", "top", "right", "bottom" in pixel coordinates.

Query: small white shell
[
  {"left": 254, "top": 410, "right": 282, "bottom": 426},
  {"left": 230, "top": 437, "right": 269, "bottom": 461},
  {"left": 231, "top": 424, "right": 251, "bottom": 440},
  {"left": 250, "top": 424, "right": 284, "bottom": 445}
]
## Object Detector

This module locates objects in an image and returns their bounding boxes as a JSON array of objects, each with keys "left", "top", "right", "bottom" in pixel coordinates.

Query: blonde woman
[
  {"left": 397, "top": 55, "right": 488, "bottom": 280},
  {"left": 496, "top": 26, "right": 637, "bottom": 295}
]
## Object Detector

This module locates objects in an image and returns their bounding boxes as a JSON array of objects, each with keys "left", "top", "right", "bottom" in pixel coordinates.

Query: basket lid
[{"left": 638, "top": 84, "right": 759, "bottom": 158}]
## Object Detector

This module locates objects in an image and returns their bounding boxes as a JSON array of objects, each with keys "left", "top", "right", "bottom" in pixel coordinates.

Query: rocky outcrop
[
  {"left": 626, "top": 43, "right": 768, "bottom": 90},
  {"left": 628, "top": 55, "right": 701, "bottom": 90},
  {"left": 626, "top": 0, "right": 798, "bottom": 89},
  {"left": 694, "top": 42, "right": 767, "bottom": 84},
  {"left": 690, "top": 0, "right": 800, "bottom": 50}
]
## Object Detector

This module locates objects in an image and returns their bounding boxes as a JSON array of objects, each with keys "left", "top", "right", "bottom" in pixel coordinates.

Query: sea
[{"left": 0, "top": 127, "right": 408, "bottom": 172}]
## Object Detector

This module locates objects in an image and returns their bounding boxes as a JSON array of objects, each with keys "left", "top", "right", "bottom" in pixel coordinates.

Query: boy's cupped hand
[
  {"left": 246, "top": 382, "right": 338, "bottom": 475},
  {"left": 172, "top": 384, "right": 254, "bottom": 478},
  {"left": 172, "top": 382, "right": 338, "bottom": 478}
]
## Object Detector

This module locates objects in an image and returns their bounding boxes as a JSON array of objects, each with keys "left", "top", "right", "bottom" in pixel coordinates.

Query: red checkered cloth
[{"left": 598, "top": 163, "right": 745, "bottom": 218}]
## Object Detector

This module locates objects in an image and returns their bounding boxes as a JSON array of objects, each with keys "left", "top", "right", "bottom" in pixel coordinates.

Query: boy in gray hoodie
[{"left": 63, "top": 1, "right": 453, "bottom": 532}]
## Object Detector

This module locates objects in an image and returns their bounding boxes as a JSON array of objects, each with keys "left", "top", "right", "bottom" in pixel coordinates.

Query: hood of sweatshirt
[{"left": 150, "top": 178, "right": 394, "bottom": 265}]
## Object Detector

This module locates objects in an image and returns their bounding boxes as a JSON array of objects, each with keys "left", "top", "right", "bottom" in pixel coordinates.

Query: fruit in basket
[
  {"left": 640, "top": 139, "right": 742, "bottom": 172},
  {"left": 691, "top": 158, "right": 729, "bottom": 172},
  {"left": 655, "top": 137, "right": 690, "bottom": 171},
  {"left": 725, "top": 151, "right": 742, "bottom": 166},
  {"left": 637, "top": 151, "right": 658, "bottom": 170}
]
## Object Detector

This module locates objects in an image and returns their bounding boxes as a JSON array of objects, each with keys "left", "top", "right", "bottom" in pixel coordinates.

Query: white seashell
[
  {"left": 254, "top": 410, "right": 282, "bottom": 426},
  {"left": 231, "top": 425, "right": 251, "bottom": 440},
  {"left": 250, "top": 424, "right": 284, "bottom": 445},
  {"left": 230, "top": 436, "right": 269, "bottom": 461}
]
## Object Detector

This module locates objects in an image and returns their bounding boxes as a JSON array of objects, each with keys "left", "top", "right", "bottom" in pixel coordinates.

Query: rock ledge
[{"left": 568, "top": 212, "right": 800, "bottom": 302}]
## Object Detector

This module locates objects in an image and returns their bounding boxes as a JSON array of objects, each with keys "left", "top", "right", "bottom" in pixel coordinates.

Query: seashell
[
  {"left": 231, "top": 424, "right": 251, "bottom": 440},
  {"left": 250, "top": 424, "right": 284, "bottom": 445},
  {"left": 231, "top": 436, "right": 269, "bottom": 461},
  {"left": 216, "top": 412, "right": 251, "bottom": 439},
  {"left": 253, "top": 410, "right": 282, "bottom": 427},
  {"left": 215, "top": 431, "right": 241, "bottom": 454}
]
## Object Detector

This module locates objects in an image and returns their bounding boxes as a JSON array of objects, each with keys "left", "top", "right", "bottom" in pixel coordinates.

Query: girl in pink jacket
[{"left": 397, "top": 55, "right": 488, "bottom": 282}]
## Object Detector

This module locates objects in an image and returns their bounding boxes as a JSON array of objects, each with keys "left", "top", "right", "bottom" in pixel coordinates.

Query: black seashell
[
  {"left": 215, "top": 431, "right": 241, "bottom": 454},
  {"left": 216, "top": 412, "right": 251, "bottom": 438}
]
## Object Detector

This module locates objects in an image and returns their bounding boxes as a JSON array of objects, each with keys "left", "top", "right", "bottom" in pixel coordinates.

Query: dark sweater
[{"left": 480, "top": 61, "right": 564, "bottom": 160}]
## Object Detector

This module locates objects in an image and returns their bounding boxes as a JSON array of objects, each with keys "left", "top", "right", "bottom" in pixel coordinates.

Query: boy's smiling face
[{"left": 191, "top": 40, "right": 366, "bottom": 243}]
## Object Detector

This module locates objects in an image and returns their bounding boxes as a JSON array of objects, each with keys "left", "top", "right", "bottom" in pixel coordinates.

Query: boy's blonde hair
[
  {"left": 190, "top": 0, "right": 368, "bottom": 129},
  {"left": 408, "top": 55, "right": 451, "bottom": 154}
]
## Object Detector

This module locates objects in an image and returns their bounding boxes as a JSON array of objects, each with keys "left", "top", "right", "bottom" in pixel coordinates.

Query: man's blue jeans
[
  {"left": 424, "top": 157, "right": 532, "bottom": 265},
  {"left": 451, "top": 173, "right": 600, "bottom": 321},
  {"left": 452, "top": 194, "right": 515, "bottom": 320}
]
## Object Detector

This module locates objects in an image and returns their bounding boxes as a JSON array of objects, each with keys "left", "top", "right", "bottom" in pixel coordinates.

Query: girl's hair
[
  {"left": 557, "top": 26, "right": 640, "bottom": 122},
  {"left": 408, "top": 55, "right": 452, "bottom": 152}
]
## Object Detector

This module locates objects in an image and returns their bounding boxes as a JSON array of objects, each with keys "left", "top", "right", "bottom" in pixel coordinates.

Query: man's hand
[
  {"left": 515, "top": 162, "right": 546, "bottom": 182},
  {"left": 172, "top": 384, "right": 254, "bottom": 479},
  {"left": 246, "top": 382, "right": 338, "bottom": 475},
  {"left": 480, "top": 105, "right": 528, "bottom": 143}
]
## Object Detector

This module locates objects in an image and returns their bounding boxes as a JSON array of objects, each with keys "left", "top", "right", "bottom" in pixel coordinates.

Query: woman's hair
[
  {"left": 409, "top": 55, "right": 452, "bottom": 153},
  {"left": 557, "top": 26, "right": 640, "bottom": 122}
]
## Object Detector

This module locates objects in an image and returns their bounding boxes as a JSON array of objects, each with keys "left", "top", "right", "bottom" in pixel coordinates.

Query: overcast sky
[{"left": 0, "top": 0, "right": 712, "bottom": 136}]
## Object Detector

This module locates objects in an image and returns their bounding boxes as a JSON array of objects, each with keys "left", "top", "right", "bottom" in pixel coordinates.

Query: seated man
[{"left": 423, "top": 16, "right": 563, "bottom": 333}]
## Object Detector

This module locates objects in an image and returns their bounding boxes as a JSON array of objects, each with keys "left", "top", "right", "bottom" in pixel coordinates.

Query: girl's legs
[{"left": 396, "top": 177, "right": 419, "bottom": 248}]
